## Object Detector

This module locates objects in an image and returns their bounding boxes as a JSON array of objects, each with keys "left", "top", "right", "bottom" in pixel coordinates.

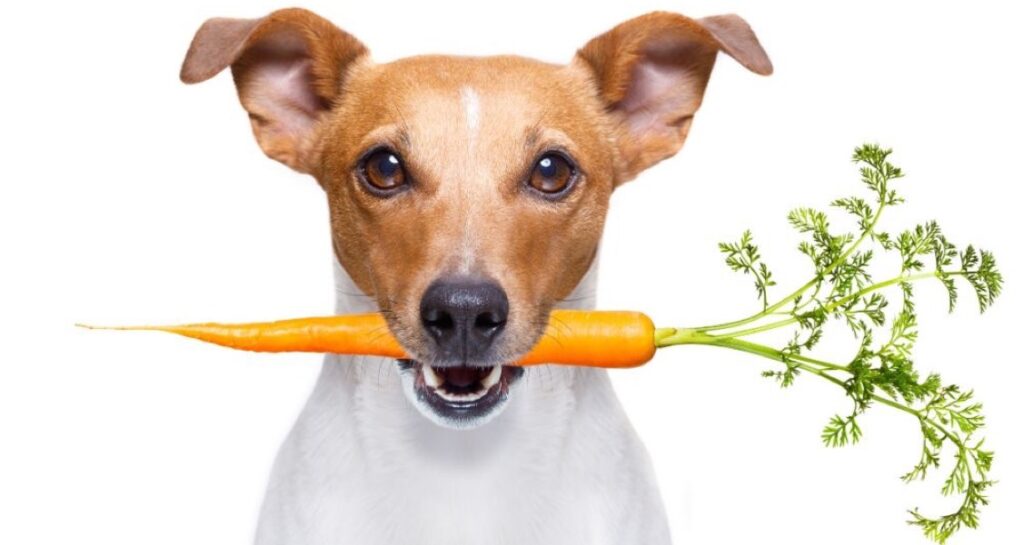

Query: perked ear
[
  {"left": 180, "top": 8, "right": 368, "bottom": 173},
  {"left": 576, "top": 12, "right": 772, "bottom": 183}
]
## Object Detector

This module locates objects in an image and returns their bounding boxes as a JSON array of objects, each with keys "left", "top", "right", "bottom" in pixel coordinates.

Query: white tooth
[
  {"left": 481, "top": 365, "right": 502, "bottom": 389},
  {"left": 437, "top": 387, "right": 488, "bottom": 402},
  {"left": 422, "top": 365, "right": 442, "bottom": 388}
]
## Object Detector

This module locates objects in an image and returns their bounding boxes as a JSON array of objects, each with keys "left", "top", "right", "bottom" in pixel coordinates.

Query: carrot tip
[{"left": 75, "top": 323, "right": 149, "bottom": 331}]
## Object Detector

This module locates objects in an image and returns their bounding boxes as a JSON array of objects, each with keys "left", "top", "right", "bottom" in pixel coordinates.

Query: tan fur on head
[{"left": 181, "top": 9, "right": 771, "bottom": 363}]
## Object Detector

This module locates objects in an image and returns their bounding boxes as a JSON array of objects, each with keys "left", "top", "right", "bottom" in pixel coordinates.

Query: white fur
[
  {"left": 455, "top": 86, "right": 483, "bottom": 275},
  {"left": 461, "top": 86, "right": 481, "bottom": 143},
  {"left": 253, "top": 254, "right": 672, "bottom": 544}
]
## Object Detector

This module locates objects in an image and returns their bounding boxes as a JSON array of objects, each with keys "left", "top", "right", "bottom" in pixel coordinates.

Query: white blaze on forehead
[
  {"left": 456, "top": 86, "right": 483, "bottom": 274},
  {"left": 460, "top": 86, "right": 481, "bottom": 142},
  {"left": 456, "top": 212, "right": 479, "bottom": 274}
]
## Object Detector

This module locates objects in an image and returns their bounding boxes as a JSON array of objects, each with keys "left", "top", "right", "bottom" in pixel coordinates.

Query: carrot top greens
[{"left": 654, "top": 144, "right": 1002, "bottom": 543}]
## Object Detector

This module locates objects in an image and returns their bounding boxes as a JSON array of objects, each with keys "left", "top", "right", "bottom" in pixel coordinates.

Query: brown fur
[{"left": 180, "top": 8, "right": 771, "bottom": 364}]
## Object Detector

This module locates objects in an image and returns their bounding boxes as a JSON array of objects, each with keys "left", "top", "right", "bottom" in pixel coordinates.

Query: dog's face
[
  {"left": 181, "top": 8, "right": 770, "bottom": 428},
  {"left": 321, "top": 55, "right": 614, "bottom": 360}
]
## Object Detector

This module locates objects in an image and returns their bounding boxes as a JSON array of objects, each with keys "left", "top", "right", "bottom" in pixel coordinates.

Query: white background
[{"left": 1, "top": 1, "right": 1022, "bottom": 543}]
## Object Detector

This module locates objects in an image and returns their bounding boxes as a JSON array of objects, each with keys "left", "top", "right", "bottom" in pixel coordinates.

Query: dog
[{"left": 180, "top": 8, "right": 770, "bottom": 544}]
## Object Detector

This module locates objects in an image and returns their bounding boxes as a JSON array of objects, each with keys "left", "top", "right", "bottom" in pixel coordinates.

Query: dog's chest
[
  {"left": 256, "top": 360, "right": 662, "bottom": 545},
  {"left": 312, "top": 460, "right": 614, "bottom": 544},
  {"left": 321, "top": 368, "right": 600, "bottom": 542}
]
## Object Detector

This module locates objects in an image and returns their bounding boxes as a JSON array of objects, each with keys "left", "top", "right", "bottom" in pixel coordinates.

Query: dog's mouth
[{"left": 397, "top": 359, "right": 524, "bottom": 428}]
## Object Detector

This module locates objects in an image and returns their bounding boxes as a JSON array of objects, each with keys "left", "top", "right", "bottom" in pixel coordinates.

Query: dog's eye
[
  {"left": 360, "top": 149, "right": 407, "bottom": 194},
  {"left": 528, "top": 153, "right": 576, "bottom": 197}
]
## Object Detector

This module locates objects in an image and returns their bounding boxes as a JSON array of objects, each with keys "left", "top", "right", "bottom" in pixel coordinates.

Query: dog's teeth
[
  {"left": 481, "top": 365, "right": 502, "bottom": 389},
  {"left": 423, "top": 365, "right": 501, "bottom": 402},
  {"left": 422, "top": 365, "right": 442, "bottom": 388},
  {"left": 435, "top": 387, "right": 488, "bottom": 402}
]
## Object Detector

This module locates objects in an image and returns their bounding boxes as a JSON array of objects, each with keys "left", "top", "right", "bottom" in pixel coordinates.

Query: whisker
[
  {"left": 531, "top": 317, "right": 568, "bottom": 350},
  {"left": 548, "top": 314, "right": 577, "bottom": 336},
  {"left": 363, "top": 324, "right": 389, "bottom": 338},
  {"left": 558, "top": 294, "right": 597, "bottom": 304},
  {"left": 335, "top": 288, "right": 374, "bottom": 298},
  {"left": 537, "top": 329, "right": 565, "bottom": 350}
]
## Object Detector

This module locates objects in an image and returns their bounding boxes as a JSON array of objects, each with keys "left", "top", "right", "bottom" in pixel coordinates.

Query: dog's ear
[
  {"left": 576, "top": 12, "right": 771, "bottom": 183},
  {"left": 180, "top": 8, "right": 368, "bottom": 173}
]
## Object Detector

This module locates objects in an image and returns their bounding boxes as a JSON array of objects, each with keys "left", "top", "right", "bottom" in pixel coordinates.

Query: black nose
[{"left": 419, "top": 278, "right": 509, "bottom": 362}]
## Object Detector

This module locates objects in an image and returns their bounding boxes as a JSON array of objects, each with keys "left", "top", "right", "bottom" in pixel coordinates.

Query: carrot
[{"left": 77, "top": 310, "right": 657, "bottom": 368}]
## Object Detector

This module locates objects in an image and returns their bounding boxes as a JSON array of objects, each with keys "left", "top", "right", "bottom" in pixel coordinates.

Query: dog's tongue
[{"left": 437, "top": 366, "right": 489, "bottom": 388}]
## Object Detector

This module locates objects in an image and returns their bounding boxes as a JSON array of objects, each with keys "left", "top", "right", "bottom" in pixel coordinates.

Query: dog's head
[{"left": 181, "top": 8, "right": 770, "bottom": 428}]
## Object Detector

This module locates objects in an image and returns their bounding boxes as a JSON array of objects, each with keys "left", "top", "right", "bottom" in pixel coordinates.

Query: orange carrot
[
  {"left": 516, "top": 311, "right": 655, "bottom": 367},
  {"left": 77, "top": 310, "right": 656, "bottom": 368}
]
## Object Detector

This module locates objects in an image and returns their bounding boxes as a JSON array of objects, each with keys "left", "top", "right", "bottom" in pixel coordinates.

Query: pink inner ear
[
  {"left": 237, "top": 32, "right": 329, "bottom": 158},
  {"left": 617, "top": 39, "right": 711, "bottom": 139},
  {"left": 248, "top": 56, "right": 322, "bottom": 137}
]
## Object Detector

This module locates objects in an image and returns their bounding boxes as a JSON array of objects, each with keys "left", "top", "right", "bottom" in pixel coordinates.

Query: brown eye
[
  {"left": 528, "top": 153, "right": 576, "bottom": 197},
  {"left": 360, "top": 149, "right": 407, "bottom": 194}
]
